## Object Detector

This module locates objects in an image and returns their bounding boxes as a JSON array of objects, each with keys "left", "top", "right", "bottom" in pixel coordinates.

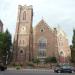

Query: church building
[{"left": 13, "top": 5, "right": 71, "bottom": 65}]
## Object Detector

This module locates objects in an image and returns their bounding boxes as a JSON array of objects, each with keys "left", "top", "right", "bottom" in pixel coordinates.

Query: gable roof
[{"left": 33, "top": 19, "right": 54, "bottom": 32}]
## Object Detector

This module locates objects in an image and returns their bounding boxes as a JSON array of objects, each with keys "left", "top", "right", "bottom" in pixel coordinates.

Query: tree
[
  {"left": 32, "top": 58, "right": 40, "bottom": 65},
  {"left": 0, "top": 30, "right": 12, "bottom": 65},
  {"left": 45, "top": 57, "right": 51, "bottom": 64},
  {"left": 71, "top": 29, "right": 75, "bottom": 63},
  {"left": 72, "top": 29, "right": 75, "bottom": 48},
  {"left": 50, "top": 57, "right": 57, "bottom": 63},
  {"left": 0, "top": 32, "right": 5, "bottom": 60},
  {"left": 4, "top": 29, "right": 12, "bottom": 64},
  {"left": 45, "top": 56, "right": 57, "bottom": 68},
  {"left": 45, "top": 56, "right": 57, "bottom": 64}
]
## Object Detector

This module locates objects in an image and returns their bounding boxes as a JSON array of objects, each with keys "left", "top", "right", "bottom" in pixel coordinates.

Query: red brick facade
[
  {"left": 33, "top": 20, "right": 58, "bottom": 61},
  {"left": 13, "top": 5, "right": 71, "bottom": 65}
]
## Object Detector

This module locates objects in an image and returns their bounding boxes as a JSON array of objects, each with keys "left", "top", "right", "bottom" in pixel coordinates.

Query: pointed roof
[
  {"left": 34, "top": 19, "right": 54, "bottom": 32},
  {"left": 36, "top": 19, "right": 47, "bottom": 26}
]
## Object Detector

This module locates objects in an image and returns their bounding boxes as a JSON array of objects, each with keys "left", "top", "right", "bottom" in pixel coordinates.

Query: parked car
[
  {"left": 54, "top": 64, "right": 75, "bottom": 73},
  {"left": 0, "top": 63, "right": 7, "bottom": 71}
]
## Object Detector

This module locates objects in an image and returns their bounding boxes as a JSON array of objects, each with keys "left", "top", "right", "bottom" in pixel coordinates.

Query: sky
[{"left": 0, "top": 0, "right": 75, "bottom": 45}]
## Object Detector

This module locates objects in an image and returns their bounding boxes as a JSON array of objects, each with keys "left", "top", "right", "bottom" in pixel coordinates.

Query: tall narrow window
[
  {"left": 38, "top": 37, "right": 47, "bottom": 49},
  {"left": 19, "top": 40, "right": 21, "bottom": 44},
  {"left": 39, "top": 50, "right": 46, "bottom": 57},
  {"left": 23, "top": 40, "right": 24, "bottom": 45},
  {"left": 23, "top": 11, "right": 26, "bottom": 20},
  {"left": 38, "top": 37, "right": 47, "bottom": 57}
]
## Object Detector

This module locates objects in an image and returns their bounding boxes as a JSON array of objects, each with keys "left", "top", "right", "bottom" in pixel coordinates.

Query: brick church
[{"left": 13, "top": 5, "right": 71, "bottom": 65}]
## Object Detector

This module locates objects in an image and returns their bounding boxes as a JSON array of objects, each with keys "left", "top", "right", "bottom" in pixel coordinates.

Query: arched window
[
  {"left": 38, "top": 37, "right": 47, "bottom": 57},
  {"left": 23, "top": 40, "right": 24, "bottom": 45},
  {"left": 40, "top": 28, "right": 44, "bottom": 32},
  {"left": 60, "top": 51, "right": 63, "bottom": 55},
  {"left": 38, "top": 37, "right": 47, "bottom": 49},
  {"left": 19, "top": 40, "right": 21, "bottom": 44},
  {"left": 39, "top": 50, "right": 46, "bottom": 57},
  {"left": 20, "top": 50, "right": 23, "bottom": 53},
  {"left": 23, "top": 11, "right": 26, "bottom": 20}
]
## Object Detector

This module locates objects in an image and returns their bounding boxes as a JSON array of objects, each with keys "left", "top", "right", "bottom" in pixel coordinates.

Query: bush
[
  {"left": 45, "top": 56, "right": 57, "bottom": 64},
  {"left": 32, "top": 58, "right": 40, "bottom": 65},
  {"left": 16, "top": 65, "right": 21, "bottom": 70},
  {"left": 15, "top": 64, "right": 21, "bottom": 70},
  {"left": 26, "top": 62, "right": 34, "bottom": 67},
  {"left": 12, "top": 63, "right": 21, "bottom": 70},
  {"left": 12, "top": 63, "right": 16, "bottom": 66}
]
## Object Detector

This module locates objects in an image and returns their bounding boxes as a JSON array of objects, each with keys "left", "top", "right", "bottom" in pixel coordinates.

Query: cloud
[{"left": 0, "top": 0, "right": 75, "bottom": 44}]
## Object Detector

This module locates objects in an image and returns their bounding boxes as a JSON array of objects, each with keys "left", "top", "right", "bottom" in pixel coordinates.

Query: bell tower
[{"left": 13, "top": 5, "right": 33, "bottom": 64}]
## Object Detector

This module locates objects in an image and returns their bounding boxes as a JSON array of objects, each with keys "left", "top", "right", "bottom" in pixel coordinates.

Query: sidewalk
[{"left": 7, "top": 67, "right": 54, "bottom": 72}]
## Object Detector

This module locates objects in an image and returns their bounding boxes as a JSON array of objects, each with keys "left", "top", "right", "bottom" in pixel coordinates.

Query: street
[{"left": 0, "top": 69, "right": 75, "bottom": 75}]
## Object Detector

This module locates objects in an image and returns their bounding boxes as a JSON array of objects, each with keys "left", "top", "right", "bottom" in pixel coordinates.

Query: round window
[
  {"left": 60, "top": 51, "right": 63, "bottom": 55},
  {"left": 20, "top": 50, "right": 23, "bottom": 53},
  {"left": 40, "top": 29, "right": 44, "bottom": 32}
]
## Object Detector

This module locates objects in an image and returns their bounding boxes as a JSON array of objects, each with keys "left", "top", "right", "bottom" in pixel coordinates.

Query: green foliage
[
  {"left": 12, "top": 63, "right": 23, "bottom": 67},
  {"left": 45, "top": 56, "right": 57, "bottom": 64},
  {"left": 26, "top": 62, "right": 34, "bottom": 67},
  {"left": 70, "top": 29, "right": 75, "bottom": 63},
  {"left": 16, "top": 64, "right": 21, "bottom": 70},
  {"left": 32, "top": 58, "right": 40, "bottom": 65},
  {"left": 0, "top": 29, "right": 12, "bottom": 64},
  {"left": 0, "top": 32, "right": 5, "bottom": 56},
  {"left": 50, "top": 57, "right": 57, "bottom": 63},
  {"left": 16, "top": 66, "right": 20, "bottom": 70},
  {"left": 45, "top": 57, "right": 51, "bottom": 63},
  {"left": 72, "top": 29, "right": 75, "bottom": 48},
  {"left": 5, "top": 29, "right": 12, "bottom": 63},
  {"left": 71, "top": 49, "right": 75, "bottom": 63},
  {"left": 4, "top": 29, "right": 12, "bottom": 51}
]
